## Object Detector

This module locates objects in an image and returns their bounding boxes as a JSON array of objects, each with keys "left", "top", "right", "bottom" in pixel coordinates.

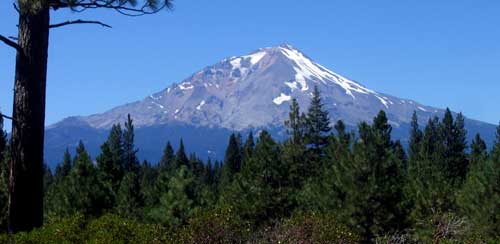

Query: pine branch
[
  {"left": 13, "top": 3, "right": 20, "bottom": 13},
  {"left": 0, "top": 113, "right": 14, "bottom": 121},
  {"left": 50, "top": 0, "right": 173, "bottom": 16},
  {"left": 49, "top": 19, "right": 112, "bottom": 29},
  {"left": 0, "top": 34, "right": 22, "bottom": 53}
]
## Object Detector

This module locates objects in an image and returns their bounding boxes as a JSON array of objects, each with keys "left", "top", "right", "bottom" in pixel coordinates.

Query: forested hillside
[{"left": 0, "top": 86, "right": 499, "bottom": 243}]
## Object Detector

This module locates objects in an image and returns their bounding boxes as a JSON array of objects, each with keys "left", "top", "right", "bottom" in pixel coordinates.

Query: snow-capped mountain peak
[{"left": 67, "top": 44, "right": 440, "bottom": 130}]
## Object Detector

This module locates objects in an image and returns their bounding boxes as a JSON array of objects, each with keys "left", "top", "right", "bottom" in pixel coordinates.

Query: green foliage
[
  {"left": 219, "top": 133, "right": 242, "bottom": 190},
  {"left": 221, "top": 131, "right": 290, "bottom": 226},
  {"left": 0, "top": 214, "right": 170, "bottom": 244},
  {"left": 146, "top": 166, "right": 197, "bottom": 227},
  {"left": 0, "top": 214, "right": 87, "bottom": 244},
  {"left": 85, "top": 214, "right": 169, "bottom": 244},
  {"left": 458, "top": 157, "right": 500, "bottom": 238},
  {"left": 34, "top": 97, "right": 500, "bottom": 242},
  {"left": 305, "top": 85, "right": 331, "bottom": 174},
  {"left": 256, "top": 212, "right": 359, "bottom": 243},
  {"left": 175, "top": 207, "right": 249, "bottom": 243}
]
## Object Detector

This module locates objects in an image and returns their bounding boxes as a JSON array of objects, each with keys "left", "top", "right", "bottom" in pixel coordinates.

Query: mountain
[{"left": 45, "top": 44, "right": 497, "bottom": 167}]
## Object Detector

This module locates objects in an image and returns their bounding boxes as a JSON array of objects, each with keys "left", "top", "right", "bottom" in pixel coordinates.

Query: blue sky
[{"left": 1, "top": 0, "right": 500, "bottom": 131}]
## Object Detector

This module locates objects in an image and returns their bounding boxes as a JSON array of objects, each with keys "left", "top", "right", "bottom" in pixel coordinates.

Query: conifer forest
[{"left": 0, "top": 87, "right": 499, "bottom": 243}]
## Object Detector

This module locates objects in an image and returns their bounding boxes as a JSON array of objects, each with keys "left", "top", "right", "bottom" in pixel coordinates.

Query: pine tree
[
  {"left": 223, "top": 131, "right": 287, "bottom": 225},
  {"left": 330, "top": 115, "right": 406, "bottom": 241},
  {"left": 123, "top": 114, "right": 140, "bottom": 173},
  {"left": 97, "top": 124, "right": 125, "bottom": 194},
  {"left": 305, "top": 85, "right": 331, "bottom": 154},
  {"left": 159, "top": 141, "right": 175, "bottom": 171},
  {"left": 204, "top": 158, "right": 214, "bottom": 185},
  {"left": 5, "top": 0, "right": 174, "bottom": 232},
  {"left": 140, "top": 160, "right": 158, "bottom": 209},
  {"left": 242, "top": 131, "right": 255, "bottom": 159},
  {"left": 220, "top": 133, "right": 242, "bottom": 190},
  {"left": 408, "top": 111, "right": 423, "bottom": 162},
  {"left": 406, "top": 117, "right": 454, "bottom": 224},
  {"left": 116, "top": 115, "right": 143, "bottom": 218},
  {"left": 491, "top": 122, "right": 500, "bottom": 163},
  {"left": 54, "top": 149, "right": 72, "bottom": 182},
  {"left": 283, "top": 98, "right": 308, "bottom": 187},
  {"left": 175, "top": 139, "right": 189, "bottom": 169},
  {"left": 116, "top": 171, "right": 143, "bottom": 219},
  {"left": 458, "top": 131, "right": 500, "bottom": 236},
  {"left": 148, "top": 166, "right": 196, "bottom": 227},
  {"left": 439, "top": 109, "right": 468, "bottom": 184},
  {"left": 470, "top": 133, "right": 488, "bottom": 166},
  {"left": 67, "top": 141, "right": 105, "bottom": 217},
  {"left": 153, "top": 141, "right": 176, "bottom": 205}
]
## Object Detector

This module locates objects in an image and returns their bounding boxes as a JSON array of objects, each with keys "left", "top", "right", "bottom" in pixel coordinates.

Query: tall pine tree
[
  {"left": 220, "top": 133, "right": 242, "bottom": 190},
  {"left": 305, "top": 85, "right": 331, "bottom": 174}
]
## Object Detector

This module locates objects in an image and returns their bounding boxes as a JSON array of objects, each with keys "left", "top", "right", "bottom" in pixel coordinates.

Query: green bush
[
  {"left": 0, "top": 214, "right": 86, "bottom": 244},
  {"left": 254, "top": 212, "right": 359, "bottom": 244},
  {"left": 174, "top": 207, "right": 250, "bottom": 243},
  {"left": 86, "top": 214, "right": 170, "bottom": 244}
]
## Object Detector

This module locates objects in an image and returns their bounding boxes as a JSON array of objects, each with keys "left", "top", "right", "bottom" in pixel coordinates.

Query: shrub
[
  {"left": 0, "top": 214, "right": 86, "bottom": 244},
  {"left": 174, "top": 207, "right": 250, "bottom": 243},
  {"left": 254, "top": 212, "right": 359, "bottom": 244}
]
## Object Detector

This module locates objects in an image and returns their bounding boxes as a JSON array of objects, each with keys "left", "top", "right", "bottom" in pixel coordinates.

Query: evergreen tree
[
  {"left": 148, "top": 166, "right": 196, "bottom": 227},
  {"left": 458, "top": 140, "right": 500, "bottom": 237},
  {"left": 116, "top": 115, "right": 143, "bottom": 218},
  {"left": 330, "top": 114, "right": 406, "bottom": 241},
  {"left": 54, "top": 149, "right": 72, "bottom": 182},
  {"left": 470, "top": 133, "right": 488, "bottom": 166},
  {"left": 140, "top": 160, "right": 159, "bottom": 208},
  {"left": 159, "top": 141, "right": 175, "bottom": 171},
  {"left": 220, "top": 133, "right": 242, "bottom": 189},
  {"left": 223, "top": 131, "right": 287, "bottom": 225},
  {"left": 440, "top": 109, "right": 468, "bottom": 184},
  {"left": 175, "top": 139, "right": 189, "bottom": 169},
  {"left": 49, "top": 141, "right": 105, "bottom": 218},
  {"left": 43, "top": 164, "right": 53, "bottom": 194},
  {"left": 123, "top": 114, "right": 140, "bottom": 173},
  {"left": 408, "top": 111, "right": 423, "bottom": 162},
  {"left": 97, "top": 124, "right": 125, "bottom": 194},
  {"left": 242, "top": 131, "right": 255, "bottom": 159},
  {"left": 116, "top": 171, "right": 143, "bottom": 219},
  {"left": 491, "top": 122, "right": 500, "bottom": 163},
  {"left": 305, "top": 85, "right": 331, "bottom": 155},
  {"left": 283, "top": 98, "right": 308, "bottom": 187},
  {"left": 204, "top": 158, "right": 214, "bottom": 185},
  {"left": 406, "top": 117, "right": 454, "bottom": 224}
]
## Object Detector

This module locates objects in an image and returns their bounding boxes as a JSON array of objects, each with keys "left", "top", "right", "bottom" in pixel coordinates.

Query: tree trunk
[{"left": 8, "top": 5, "right": 50, "bottom": 232}]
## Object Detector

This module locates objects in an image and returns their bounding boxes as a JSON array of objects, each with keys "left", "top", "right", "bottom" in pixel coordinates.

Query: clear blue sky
[{"left": 1, "top": 0, "right": 500, "bottom": 131}]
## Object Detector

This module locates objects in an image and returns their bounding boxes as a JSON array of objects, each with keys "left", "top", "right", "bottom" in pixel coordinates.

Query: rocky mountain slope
[{"left": 45, "top": 44, "right": 496, "bottom": 166}]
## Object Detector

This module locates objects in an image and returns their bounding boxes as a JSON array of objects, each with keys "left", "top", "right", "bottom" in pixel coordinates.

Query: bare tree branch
[
  {"left": 13, "top": 3, "right": 20, "bottom": 13},
  {"left": 49, "top": 19, "right": 112, "bottom": 29},
  {"left": 0, "top": 34, "right": 22, "bottom": 53},
  {"left": 50, "top": 0, "right": 173, "bottom": 16},
  {"left": 9, "top": 36, "right": 18, "bottom": 41},
  {"left": 0, "top": 113, "right": 14, "bottom": 121}
]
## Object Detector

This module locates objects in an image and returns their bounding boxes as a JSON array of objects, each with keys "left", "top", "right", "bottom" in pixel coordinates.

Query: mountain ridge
[{"left": 45, "top": 44, "right": 497, "bottom": 166}]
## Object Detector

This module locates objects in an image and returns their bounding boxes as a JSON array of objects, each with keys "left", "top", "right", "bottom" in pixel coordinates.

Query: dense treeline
[{"left": 0, "top": 86, "right": 499, "bottom": 243}]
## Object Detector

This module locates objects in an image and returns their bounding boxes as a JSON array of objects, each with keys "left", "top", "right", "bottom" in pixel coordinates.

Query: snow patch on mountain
[
  {"left": 273, "top": 93, "right": 292, "bottom": 105},
  {"left": 196, "top": 100, "right": 206, "bottom": 110},
  {"left": 278, "top": 45, "right": 391, "bottom": 108},
  {"left": 243, "top": 51, "right": 266, "bottom": 65},
  {"left": 179, "top": 82, "right": 194, "bottom": 90}
]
